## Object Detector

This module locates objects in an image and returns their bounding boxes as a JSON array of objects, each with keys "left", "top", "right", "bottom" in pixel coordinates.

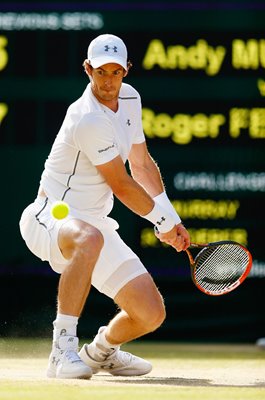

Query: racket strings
[{"left": 194, "top": 244, "right": 249, "bottom": 293}]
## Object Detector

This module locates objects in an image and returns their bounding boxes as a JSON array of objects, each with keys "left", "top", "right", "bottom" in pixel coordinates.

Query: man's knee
[
  {"left": 141, "top": 295, "right": 166, "bottom": 332},
  {"left": 115, "top": 273, "right": 166, "bottom": 333},
  {"left": 59, "top": 220, "right": 104, "bottom": 262},
  {"left": 78, "top": 223, "right": 104, "bottom": 257}
]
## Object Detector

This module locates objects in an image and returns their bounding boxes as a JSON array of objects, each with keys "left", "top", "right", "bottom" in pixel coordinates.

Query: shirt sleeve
[
  {"left": 133, "top": 120, "right": 146, "bottom": 144},
  {"left": 73, "top": 112, "right": 119, "bottom": 165}
]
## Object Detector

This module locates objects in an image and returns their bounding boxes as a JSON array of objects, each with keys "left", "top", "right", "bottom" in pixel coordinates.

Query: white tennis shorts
[{"left": 19, "top": 196, "right": 147, "bottom": 298}]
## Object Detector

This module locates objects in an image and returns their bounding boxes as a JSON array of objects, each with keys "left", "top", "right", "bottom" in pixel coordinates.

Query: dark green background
[{"left": 0, "top": 1, "right": 264, "bottom": 341}]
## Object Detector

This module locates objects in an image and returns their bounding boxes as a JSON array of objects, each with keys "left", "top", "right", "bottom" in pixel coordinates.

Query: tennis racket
[{"left": 186, "top": 241, "right": 253, "bottom": 296}]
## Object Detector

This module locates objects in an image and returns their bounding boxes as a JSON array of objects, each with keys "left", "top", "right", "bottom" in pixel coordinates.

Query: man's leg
[
  {"left": 107, "top": 273, "right": 166, "bottom": 343},
  {"left": 47, "top": 219, "right": 104, "bottom": 379},
  {"left": 79, "top": 272, "right": 165, "bottom": 376},
  {"left": 57, "top": 219, "right": 104, "bottom": 316}
]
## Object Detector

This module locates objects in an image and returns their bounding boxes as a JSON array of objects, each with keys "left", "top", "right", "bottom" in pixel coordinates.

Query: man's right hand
[{"left": 155, "top": 223, "right": 190, "bottom": 252}]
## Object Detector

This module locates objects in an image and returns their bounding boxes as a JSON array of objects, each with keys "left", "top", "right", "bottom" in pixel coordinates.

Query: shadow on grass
[{"left": 111, "top": 376, "right": 265, "bottom": 388}]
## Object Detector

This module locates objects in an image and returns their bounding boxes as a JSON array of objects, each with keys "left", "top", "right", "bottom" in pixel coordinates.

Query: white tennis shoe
[
  {"left": 47, "top": 335, "right": 92, "bottom": 379},
  {"left": 79, "top": 334, "right": 152, "bottom": 376}
]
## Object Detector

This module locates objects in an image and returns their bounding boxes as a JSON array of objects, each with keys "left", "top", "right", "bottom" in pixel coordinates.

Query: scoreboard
[{"left": 0, "top": 1, "right": 265, "bottom": 280}]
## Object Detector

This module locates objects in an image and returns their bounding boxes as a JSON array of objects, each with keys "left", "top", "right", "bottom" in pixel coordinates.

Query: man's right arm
[
  {"left": 96, "top": 155, "right": 189, "bottom": 251},
  {"left": 96, "top": 154, "right": 155, "bottom": 216}
]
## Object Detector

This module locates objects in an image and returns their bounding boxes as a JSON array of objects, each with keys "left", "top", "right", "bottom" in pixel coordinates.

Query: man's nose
[{"left": 104, "top": 76, "right": 113, "bottom": 86}]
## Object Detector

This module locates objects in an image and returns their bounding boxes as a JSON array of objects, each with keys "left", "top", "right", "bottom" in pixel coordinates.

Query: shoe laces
[
  {"left": 108, "top": 350, "right": 134, "bottom": 365},
  {"left": 64, "top": 349, "right": 82, "bottom": 364}
]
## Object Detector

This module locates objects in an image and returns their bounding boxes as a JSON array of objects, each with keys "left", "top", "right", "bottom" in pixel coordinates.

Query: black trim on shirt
[
  {"left": 35, "top": 197, "right": 48, "bottom": 228},
  {"left": 62, "top": 150, "right": 81, "bottom": 201},
  {"left": 118, "top": 96, "right": 138, "bottom": 100}
]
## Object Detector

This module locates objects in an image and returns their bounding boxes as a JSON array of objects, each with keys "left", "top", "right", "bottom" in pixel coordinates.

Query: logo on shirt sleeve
[{"left": 97, "top": 143, "right": 116, "bottom": 153}]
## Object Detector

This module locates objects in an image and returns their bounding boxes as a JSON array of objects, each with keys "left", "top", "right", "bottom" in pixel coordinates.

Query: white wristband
[
  {"left": 154, "top": 192, "right": 181, "bottom": 225},
  {"left": 143, "top": 202, "right": 176, "bottom": 233}
]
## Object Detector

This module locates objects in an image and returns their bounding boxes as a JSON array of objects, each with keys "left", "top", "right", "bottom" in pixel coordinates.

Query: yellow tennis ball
[{"left": 51, "top": 201, "right": 70, "bottom": 220}]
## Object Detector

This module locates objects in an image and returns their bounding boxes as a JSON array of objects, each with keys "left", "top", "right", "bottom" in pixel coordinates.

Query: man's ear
[
  {"left": 123, "top": 69, "right": 128, "bottom": 77},
  {"left": 84, "top": 60, "right": 93, "bottom": 76}
]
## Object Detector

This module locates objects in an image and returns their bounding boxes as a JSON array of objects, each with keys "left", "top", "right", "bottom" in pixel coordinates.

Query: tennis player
[{"left": 19, "top": 34, "right": 190, "bottom": 379}]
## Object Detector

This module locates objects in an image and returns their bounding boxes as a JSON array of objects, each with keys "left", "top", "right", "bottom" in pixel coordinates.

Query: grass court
[{"left": 0, "top": 338, "right": 264, "bottom": 399}]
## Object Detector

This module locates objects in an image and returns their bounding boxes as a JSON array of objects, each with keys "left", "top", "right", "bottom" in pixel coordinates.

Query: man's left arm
[
  {"left": 128, "top": 142, "right": 190, "bottom": 250},
  {"left": 128, "top": 142, "right": 179, "bottom": 220}
]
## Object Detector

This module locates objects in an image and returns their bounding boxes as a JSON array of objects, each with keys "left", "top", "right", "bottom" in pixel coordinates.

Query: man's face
[{"left": 88, "top": 63, "right": 126, "bottom": 104}]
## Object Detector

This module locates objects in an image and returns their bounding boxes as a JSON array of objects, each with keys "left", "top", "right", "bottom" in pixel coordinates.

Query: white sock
[
  {"left": 53, "top": 313, "right": 78, "bottom": 341},
  {"left": 89, "top": 326, "right": 120, "bottom": 361}
]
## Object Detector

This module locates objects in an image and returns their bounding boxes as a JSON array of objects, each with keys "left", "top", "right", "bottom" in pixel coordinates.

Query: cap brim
[{"left": 90, "top": 55, "right": 127, "bottom": 70}]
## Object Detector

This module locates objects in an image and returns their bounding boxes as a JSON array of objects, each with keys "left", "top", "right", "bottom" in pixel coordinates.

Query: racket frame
[{"left": 186, "top": 240, "right": 253, "bottom": 296}]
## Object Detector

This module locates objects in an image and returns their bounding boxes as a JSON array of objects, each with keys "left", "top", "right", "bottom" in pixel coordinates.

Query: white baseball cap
[{"left": 87, "top": 34, "right": 128, "bottom": 70}]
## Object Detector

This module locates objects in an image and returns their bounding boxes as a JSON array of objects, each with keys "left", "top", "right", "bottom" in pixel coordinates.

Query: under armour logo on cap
[
  {"left": 104, "top": 45, "right": 118, "bottom": 53},
  {"left": 87, "top": 34, "right": 128, "bottom": 70}
]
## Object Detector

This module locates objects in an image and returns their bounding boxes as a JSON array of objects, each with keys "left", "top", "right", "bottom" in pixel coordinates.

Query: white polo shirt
[{"left": 40, "top": 82, "right": 145, "bottom": 217}]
